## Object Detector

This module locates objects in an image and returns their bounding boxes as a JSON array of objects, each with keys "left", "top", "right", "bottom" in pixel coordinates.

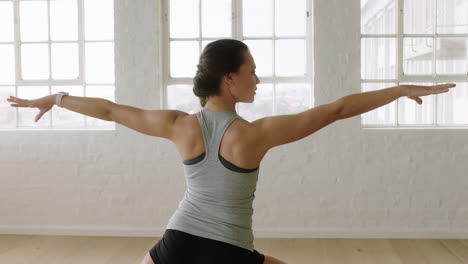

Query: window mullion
[
  {"left": 433, "top": 0, "right": 438, "bottom": 126},
  {"left": 306, "top": 0, "right": 313, "bottom": 106},
  {"left": 159, "top": 0, "right": 168, "bottom": 110},
  {"left": 406, "top": 33, "right": 468, "bottom": 38},
  {"left": 233, "top": 0, "right": 241, "bottom": 40},
  {"left": 78, "top": 0, "right": 85, "bottom": 92},
  {"left": 272, "top": 0, "right": 276, "bottom": 115},
  {"left": 233, "top": 0, "right": 241, "bottom": 113},
  {"left": 13, "top": 0, "right": 20, "bottom": 85},
  {"left": 13, "top": 0, "right": 20, "bottom": 128},
  {"left": 199, "top": 0, "right": 202, "bottom": 41},
  {"left": 77, "top": 0, "right": 88, "bottom": 129},
  {"left": 396, "top": 0, "right": 404, "bottom": 127},
  {"left": 47, "top": 0, "right": 52, "bottom": 83},
  {"left": 400, "top": 75, "right": 467, "bottom": 83},
  {"left": 47, "top": 0, "right": 53, "bottom": 128},
  {"left": 364, "top": 34, "right": 468, "bottom": 38}
]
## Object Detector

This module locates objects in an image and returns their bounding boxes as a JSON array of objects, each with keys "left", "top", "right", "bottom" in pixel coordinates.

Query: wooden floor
[{"left": 1, "top": 235, "right": 468, "bottom": 264}]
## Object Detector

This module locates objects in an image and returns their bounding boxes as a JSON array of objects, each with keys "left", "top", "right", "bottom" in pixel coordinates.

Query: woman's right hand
[
  {"left": 6, "top": 94, "right": 56, "bottom": 122},
  {"left": 403, "top": 83, "right": 456, "bottom": 104}
]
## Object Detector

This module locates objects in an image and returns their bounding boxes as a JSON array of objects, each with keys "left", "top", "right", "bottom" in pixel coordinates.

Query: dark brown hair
[{"left": 193, "top": 39, "right": 249, "bottom": 107}]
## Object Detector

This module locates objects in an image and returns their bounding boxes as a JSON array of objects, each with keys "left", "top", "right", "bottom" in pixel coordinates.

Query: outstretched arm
[
  {"left": 7, "top": 94, "right": 187, "bottom": 140},
  {"left": 252, "top": 83, "right": 457, "bottom": 151},
  {"left": 335, "top": 84, "right": 455, "bottom": 120},
  {"left": 7, "top": 94, "right": 113, "bottom": 121}
]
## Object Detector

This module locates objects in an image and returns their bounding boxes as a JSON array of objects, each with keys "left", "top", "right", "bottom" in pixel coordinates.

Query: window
[
  {"left": 361, "top": 0, "right": 468, "bottom": 127},
  {"left": 163, "top": 0, "right": 313, "bottom": 122},
  {"left": 0, "top": 0, "right": 115, "bottom": 130}
]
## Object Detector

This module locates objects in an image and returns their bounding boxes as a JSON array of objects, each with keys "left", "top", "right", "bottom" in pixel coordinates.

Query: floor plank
[{"left": 1, "top": 235, "right": 467, "bottom": 264}]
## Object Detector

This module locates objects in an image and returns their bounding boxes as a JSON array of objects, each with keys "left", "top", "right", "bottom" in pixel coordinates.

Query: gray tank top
[{"left": 166, "top": 109, "right": 260, "bottom": 252}]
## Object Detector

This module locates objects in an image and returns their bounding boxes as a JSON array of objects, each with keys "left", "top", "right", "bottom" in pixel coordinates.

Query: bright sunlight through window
[
  {"left": 361, "top": 0, "right": 468, "bottom": 128},
  {"left": 0, "top": 0, "right": 115, "bottom": 130},
  {"left": 163, "top": 0, "right": 313, "bottom": 122}
]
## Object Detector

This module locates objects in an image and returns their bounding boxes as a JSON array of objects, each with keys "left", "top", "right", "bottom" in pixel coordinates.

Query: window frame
[
  {"left": 361, "top": 0, "right": 468, "bottom": 128},
  {"left": 160, "top": 0, "right": 314, "bottom": 115},
  {"left": 0, "top": 0, "right": 115, "bottom": 130}
]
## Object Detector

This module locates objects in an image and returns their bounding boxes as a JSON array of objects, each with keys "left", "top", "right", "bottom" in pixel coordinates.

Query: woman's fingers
[
  {"left": 409, "top": 96, "right": 423, "bottom": 105},
  {"left": 6, "top": 96, "right": 31, "bottom": 107},
  {"left": 431, "top": 88, "right": 450, "bottom": 95},
  {"left": 430, "top": 83, "right": 456, "bottom": 93},
  {"left": 439, "top": 83, "right": 456, "bottom": 88},
  {"left": 433, "top": 84, "right": 452, "bottom": 94},
  {"left": 35, "top": 111, "right": 46, "bottom": 122}
]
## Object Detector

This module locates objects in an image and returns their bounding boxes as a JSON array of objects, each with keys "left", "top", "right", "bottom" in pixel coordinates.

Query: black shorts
[{"left": 149, "top": 229, "right": 265, "bottom": 264}]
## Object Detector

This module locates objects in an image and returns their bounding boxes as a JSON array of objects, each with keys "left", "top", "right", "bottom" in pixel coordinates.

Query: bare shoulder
[
  {"left": 234, "top": 117, "right": 262, "bottom": 144},
  {"left": 231, "top": 117, "right": 269, "bottom": 161},
  {"left": 172, "top": 111, "right": 198, "bottom": 140}
]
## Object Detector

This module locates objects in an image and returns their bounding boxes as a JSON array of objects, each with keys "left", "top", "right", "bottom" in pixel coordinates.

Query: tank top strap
[{"left": 196, "top": 109, "right": 240, "bottom": 161}]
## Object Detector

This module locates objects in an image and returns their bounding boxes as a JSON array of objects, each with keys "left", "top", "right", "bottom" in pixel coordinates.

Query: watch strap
[{"left": 56, "top": 92, "right": 69, "bottom": 108}]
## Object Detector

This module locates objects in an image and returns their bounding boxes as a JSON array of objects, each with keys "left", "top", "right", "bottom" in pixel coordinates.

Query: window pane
[
  {"left": 0, "top": 44, "right": 15, "bottom": 85},
  {"left": 398, "top": 82, "right": 434, "bottom": 125},
  {"left": 86, "top": 85, "right": 114, "bottom": 101},
  {"left": 404, "top": 0, "right": 435, "bottom": 34},
  {"left": 437, "top": 0, "right": 468, "bottom": 34},
  {"left": 17, "top": 86, "right": 50, "bottom": 128},
  {"left": 84, "top": 0, "right": 114, "bottom": 40},
  {"left": 243, "top": 0, "right": 273, "bottom": 37},
  {"left": 52, "top": 43, "right": 79, "bottom": 79},
  {"left": 202, "top": 0, "right": 231, "bottom": 38},
  {"left": 167, "top": 85, "right": 201, "bottom": 114},
  {"left": 170, "top": 0, "right": 199, "bottom": 38},
  {"left": 86, "top": 86, "right": 115, "bottom": 129},
  {"left": 50, "top": 0, "right": 78, "bottom": 41},
  {"left": 0, "top": 2, "right": 14, "bottom": 42},
  {"left": 85, "top": 43, "right": 115, "bottom": 84},
  {"left": 201, "top": 40, "right": 215, "bottom": 51},
  {"left": 437, "top": 82, "right": 468, "bottom": 125},
  {"left": 21, "top": 44, "right": 49, "bottom": 80},
  {"left": 20, "top": 1, "right": 49, "bottom": 41},
  {"left": 362, "top": 38, "right": 396, "bottom": 79},
  {"left": 275, "top": 39, "right": 305, "bottom": 77},
  {"left": 361, "top": 83, "right": 396, "bottom": 125},
  {"left": 275, "top": 83, "right": 311, "bottom": 115},
  {"left": 170, "top": 41, "right": 199, "bottom": 78},
  {"left": 244, "top": 40, "right": 273, "bottom": 77},
  {"left": 436, "top": 38, "right": 467, "bottom": 75},
  {"left": 51, "top": 86, "right": 85, "bottom": 128},
  {"left": 0, "top": 86, "right": 16, "bottom": 129},
  {"left": 403, "top": 38, "right": 433, "bottom": 75},
  {"left": 361, "top": 0, "right": 396, "bottom": 34},
  {"left": 275, "top": 0, "right": 306, "bottom": 37},
  {"left": 239, "top": 84, "right": 273, "bottom": 122}
]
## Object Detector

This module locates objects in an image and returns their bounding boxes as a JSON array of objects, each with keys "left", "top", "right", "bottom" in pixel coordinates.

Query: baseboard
[
  {"left": 0, "top": 225, "right": 166, "bottom": 237},
  {"left": 0, "top": 225, "right": 467, "bottom": 239}
]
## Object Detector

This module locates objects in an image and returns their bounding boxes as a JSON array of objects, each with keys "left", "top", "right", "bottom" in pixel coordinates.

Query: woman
[{"left": 7, "top": 39, "right": 456, "bottom": 264}]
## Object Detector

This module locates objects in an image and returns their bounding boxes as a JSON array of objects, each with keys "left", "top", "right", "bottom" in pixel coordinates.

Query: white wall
[{"left": 0, "top": 0, "right": 467, "bottom": 239}]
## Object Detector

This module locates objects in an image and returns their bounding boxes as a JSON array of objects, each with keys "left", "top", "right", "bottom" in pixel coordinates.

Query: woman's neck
[{"left": 203, "top": 98, "right": 236, "bottom": 112}]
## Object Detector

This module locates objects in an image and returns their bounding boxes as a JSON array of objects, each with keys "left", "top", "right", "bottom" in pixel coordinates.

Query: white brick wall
[{"left": 0, "top": 0, "right": 467, "bottom": 239}]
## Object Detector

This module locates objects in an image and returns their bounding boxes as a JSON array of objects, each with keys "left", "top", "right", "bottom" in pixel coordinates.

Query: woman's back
[{"left": 166, "top": 109, "right": 263, "bottom": 251}]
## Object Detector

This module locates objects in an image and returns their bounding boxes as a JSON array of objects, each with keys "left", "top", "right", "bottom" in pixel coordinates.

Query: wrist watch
[{"left": 56, "top": 92, "right": 69, "bottom": 108}]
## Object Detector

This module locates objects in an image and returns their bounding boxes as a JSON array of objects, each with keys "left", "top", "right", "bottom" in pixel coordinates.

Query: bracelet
[{"left": 56, "top": 92, "right": 69, "bottom": 108}]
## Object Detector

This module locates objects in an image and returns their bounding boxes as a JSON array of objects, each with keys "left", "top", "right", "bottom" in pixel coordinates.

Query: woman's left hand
[
  {"left": 403, "top": 83, "right": 456, "bottom": 104},
  {"left": 6, "top": 95, "right": 56, "bottom": 122}
]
